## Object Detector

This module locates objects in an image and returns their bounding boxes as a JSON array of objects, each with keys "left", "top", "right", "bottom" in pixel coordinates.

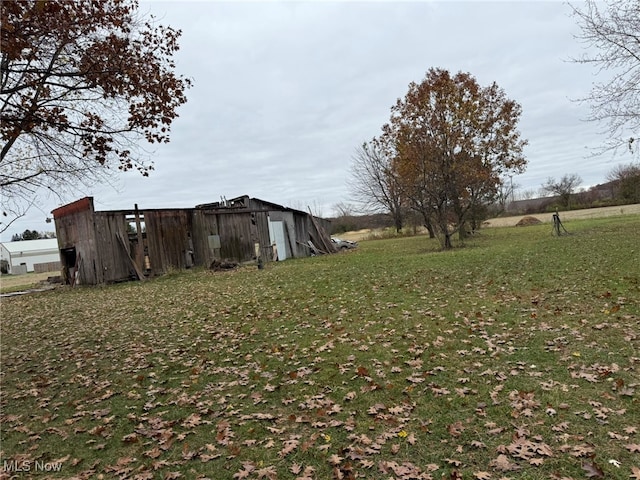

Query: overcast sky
[{"left": 3, "top": 0, "right": 636, "bottom": 239}]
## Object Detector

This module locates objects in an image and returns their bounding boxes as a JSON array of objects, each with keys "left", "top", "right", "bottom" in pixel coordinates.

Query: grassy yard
[
  {"left": 1, "top": 216, "right": 638, "bottom": 479},
  {"left": 0, "top": 272, "right": 56, "bottom": 294}
]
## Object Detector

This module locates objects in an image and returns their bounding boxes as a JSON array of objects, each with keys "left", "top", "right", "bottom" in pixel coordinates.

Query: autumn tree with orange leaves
[
  {"left": 0, "top": 0, "right": 191, "bottom": 232},
  {"left": 384, "top": 68, "right": 527, "bottom": 249}
]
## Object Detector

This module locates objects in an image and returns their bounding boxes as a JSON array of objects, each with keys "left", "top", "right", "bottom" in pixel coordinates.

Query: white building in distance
[{"left": 0, "top": 239, "right": 60, "bottom": 275}]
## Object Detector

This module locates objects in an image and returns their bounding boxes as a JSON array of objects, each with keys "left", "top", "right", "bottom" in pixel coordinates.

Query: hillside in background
[{"left": 329, "top": 178, "right": 640, "bottom": 235}]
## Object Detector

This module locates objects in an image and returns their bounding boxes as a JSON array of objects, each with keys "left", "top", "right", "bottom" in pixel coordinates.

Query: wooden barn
[{"left": 51, "top": 196, "right": 334, "bottom": 285}]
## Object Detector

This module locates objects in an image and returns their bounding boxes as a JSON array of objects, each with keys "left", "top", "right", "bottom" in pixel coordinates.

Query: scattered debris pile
[{"left": 210, "top": 259, "right": 239, "bottom": 271}]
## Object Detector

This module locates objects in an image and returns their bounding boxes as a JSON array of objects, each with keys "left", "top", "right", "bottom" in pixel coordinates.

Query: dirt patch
[{"left": 515, "top": 216, "right": 542, "bottom": 227}]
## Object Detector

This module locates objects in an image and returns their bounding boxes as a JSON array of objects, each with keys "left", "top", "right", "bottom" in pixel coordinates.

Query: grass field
[
  {"left": 1, "top": 216, "right": 639, "bottom": 479},
  {"left": 0, "top": 272, "right": 56, "bottom": 294}
]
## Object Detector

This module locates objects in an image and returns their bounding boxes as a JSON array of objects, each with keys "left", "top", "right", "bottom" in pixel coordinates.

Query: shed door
[{"left": 268, "top": 219, "right": 287, "bottom": 261}]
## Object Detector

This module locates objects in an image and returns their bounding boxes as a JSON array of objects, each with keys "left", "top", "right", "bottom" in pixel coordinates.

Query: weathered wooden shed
[{"left": 52, "top": 195, "right": 334, "bottom": 285}]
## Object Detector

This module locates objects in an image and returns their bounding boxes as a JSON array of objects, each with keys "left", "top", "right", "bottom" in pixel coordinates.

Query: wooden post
[
  {"left": 116, "top": 232, "right": 146, "bottom": 280},
  {"left": 134, "top": 204, "right": 145, "bottom": 272},
  {"left": 552, "top": 211, "right": 568, "bottom": 236}
]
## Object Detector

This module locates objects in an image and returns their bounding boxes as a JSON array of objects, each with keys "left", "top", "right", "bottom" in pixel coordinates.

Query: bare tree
[
  {"left": 514, "top": 188, "right": 538, "bottom": 201},
  {"left": 491, "top": 177, "right": 520, "bottom": 215},
  {"left": 570, "top": 0, "right": 640, "bottom": 156},
  {"left": 332, "top": 202, "right": 355, "bottom": 218},
  {"left": 541, "top": 173, "right": 583, "bottom": 208},
  {"left": 350, "top": 140, "right": 405, "bottom": 232},
  {"left": 607, "top": 161, "right": 640, "bottom": 202}
]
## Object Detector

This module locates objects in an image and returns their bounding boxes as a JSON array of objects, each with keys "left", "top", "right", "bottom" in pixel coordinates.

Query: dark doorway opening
[{"left": 60, "top": 247, "right": 77, "bottom": 285}]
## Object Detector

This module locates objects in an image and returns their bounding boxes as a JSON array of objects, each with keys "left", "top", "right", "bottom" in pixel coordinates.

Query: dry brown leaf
[
  {"left": 448, "top": 421, "right": 465, "bottom": 437},
  {"left": 255, "top": 465, "right": 277, "bottom": 480},
  {"left": 582, "top": 460, "right": 605, "bottom": 479},
  {"left": 489, "top": 454, "right": 520, "bottom": 472},
  {"left": 474, "top": 472, "right": 492, "bottom": 480}
]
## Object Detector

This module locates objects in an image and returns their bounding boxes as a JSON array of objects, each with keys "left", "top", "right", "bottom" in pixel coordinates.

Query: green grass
[
  {"left": 0, "top": 272, "right": 55, "bottom": 294},
  {"left": 1, "top": 216, "right": 639, "bottom": 479}
]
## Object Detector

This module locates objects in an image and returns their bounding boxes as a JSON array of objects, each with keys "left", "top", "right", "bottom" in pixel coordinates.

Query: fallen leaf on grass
[
  {"left": 448, "top": 421, "right": 465, "bottom": 437},
  {"left": 122, "top": 433, "right": 138, "bottom": 443},
  {"left": 279, "top": 438, "right": 299, "bottom": 457},
  {"left": 489, "top": 454, "right": 520, "bottom": 472},
  {"left": 255, "top": 465, "right": 277, "bottom": 479},
  {"left": 582, "top": 460, "right": 604, "bottom": 478},
  {"left": 474, "top": 472, "right": 491, "bottom": 479}
]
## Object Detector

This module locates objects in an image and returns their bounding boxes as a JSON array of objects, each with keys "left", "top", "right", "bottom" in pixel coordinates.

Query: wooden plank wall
[
  {"left": 144, "top": 210, "right": 191, "bottom": 275},
  {"left": 55, "top": 208, "right": 99, "bottom": 285},
  {"left": 33, "top": 261, "right": 61, "bottom": 274},
  {"left": 190, "top": 210, "right": 219, "bottom": 268},
  {"left": 94, "top": 213, "right": 133, "bottom": 283},
  {"left": 169, "top": 209, "right": 262, "bottom": 267},
  {"left": 217, "top": 212, "right": 255, "bottom": 262},
  {"left": 254, "top": 211, "right": 272, "bottom": 262},
  {"left": 54, "top": 197, "right": 324, "bottom": 284},
  {"left": 292, "top": 212, "right": 311, "bottom": 258}
]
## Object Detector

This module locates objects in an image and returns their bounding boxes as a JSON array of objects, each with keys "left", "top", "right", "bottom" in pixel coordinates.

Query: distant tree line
[
  {"left": 605, "top": 162, "right": 640, "bottom": 204},
  {"left": 519, "top": 163, "right": 640, "bottom": 214},
  {"left": 10, "top": 229, "right": 56, "bottom": 241},
  {"left": 335, "top": 162, "right": 639, "bottom": 234}
]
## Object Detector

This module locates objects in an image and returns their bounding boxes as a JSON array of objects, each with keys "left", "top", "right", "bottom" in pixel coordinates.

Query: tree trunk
[
  {"left": 438, "top": 216, "right": 453, "bottom": 250},
  {"left": 443, "top": 231, "right": 452, "bottom": 249},
  {"left": 458, "top": 221, "right": 468, "bottom": 241},
  {"left": 394, "top": 211, "right": 403, "bottom": 233},
  {"left": 425, "top": 220, "right": 435, "bottom": 238}
]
